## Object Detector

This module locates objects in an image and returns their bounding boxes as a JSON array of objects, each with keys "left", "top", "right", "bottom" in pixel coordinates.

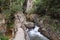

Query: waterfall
[{"left": 27, "top": 25, "right": 49, "bottom": 40}]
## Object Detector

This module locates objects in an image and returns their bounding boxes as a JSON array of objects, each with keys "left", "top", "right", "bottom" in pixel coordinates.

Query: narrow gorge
[{"left": 0, "top": 0, "right": 60, "bottom": 40}]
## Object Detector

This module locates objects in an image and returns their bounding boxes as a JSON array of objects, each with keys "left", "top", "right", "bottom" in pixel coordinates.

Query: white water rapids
[{"left": 27, "top": 25, "right": 49, "bottom": 40}]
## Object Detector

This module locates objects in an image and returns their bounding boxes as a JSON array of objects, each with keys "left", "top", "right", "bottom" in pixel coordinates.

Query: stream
[{"left": 27, "top": 25, "right": 49, "bottom": 40}]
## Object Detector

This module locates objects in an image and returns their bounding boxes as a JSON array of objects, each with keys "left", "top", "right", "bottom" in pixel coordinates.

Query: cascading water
[{"left": 27, "top": 25, "right": 49, "bottom": 40}]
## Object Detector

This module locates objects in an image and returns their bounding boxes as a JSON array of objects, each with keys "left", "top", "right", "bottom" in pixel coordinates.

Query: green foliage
[
  {"left": 33, "top": 0, "right": 60, "bottom": 18},
  {"left": 0, "top": 0, "right": 25, "bottom": 28},
  {"left": 0, "top": 36, "right": 9, "bottom": 40},
  {"left": 10, "top": 0, "right": 25, "bottom": 12},
  {"left": 0, "top": 0, "right": 25, "bottom": 12},
  {"left": 52, "top": 22, "right": 60, "bottom": 33},
  {"left": 5, "top": 13, "right": 14, "bottom": 28}
]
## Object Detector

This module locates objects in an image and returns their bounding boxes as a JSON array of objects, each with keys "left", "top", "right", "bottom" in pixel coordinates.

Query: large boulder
[
  {"left": 14, "top": 11, "right": 30, "bottom": 40},
  {"left": 24, "top": 22, "right": 35, "bottom": 29},
  {"left": 26, "top": 14, "right": 40, "bottom": 22},
  {"left": 13, "top": 28, "right": 25, "bottom": 40}
]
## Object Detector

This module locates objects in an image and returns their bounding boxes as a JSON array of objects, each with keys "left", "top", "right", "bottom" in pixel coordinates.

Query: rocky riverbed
[{"left": 12, "top": 12, "right": 50, "bottom": 40}]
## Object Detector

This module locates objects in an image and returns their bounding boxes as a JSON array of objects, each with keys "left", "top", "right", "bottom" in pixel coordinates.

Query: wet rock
[
  {"left": 24, "top": 22, "right": 35, "bottom": 29},
  {"left": 38, "top": 18, "right": 59, "bottom": 40}
]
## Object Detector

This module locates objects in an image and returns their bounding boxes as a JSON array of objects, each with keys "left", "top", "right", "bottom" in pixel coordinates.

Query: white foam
[{"left": 28, "top": 25, "right": 49, "bottom": 40}]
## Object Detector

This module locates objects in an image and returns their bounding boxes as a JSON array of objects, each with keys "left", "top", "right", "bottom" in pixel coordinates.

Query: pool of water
[{"left": 27, "top": 25, "right": 49, "bottom": 40}]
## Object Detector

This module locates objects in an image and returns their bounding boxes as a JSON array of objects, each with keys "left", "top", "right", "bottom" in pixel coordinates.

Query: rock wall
[{"left": 13, "top": 11, "right": 30, "bottom": 40}]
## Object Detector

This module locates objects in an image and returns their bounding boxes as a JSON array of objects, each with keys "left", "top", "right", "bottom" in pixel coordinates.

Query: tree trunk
[{"left": 25, "top": 0, "right": 34, "bottom": 13}]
